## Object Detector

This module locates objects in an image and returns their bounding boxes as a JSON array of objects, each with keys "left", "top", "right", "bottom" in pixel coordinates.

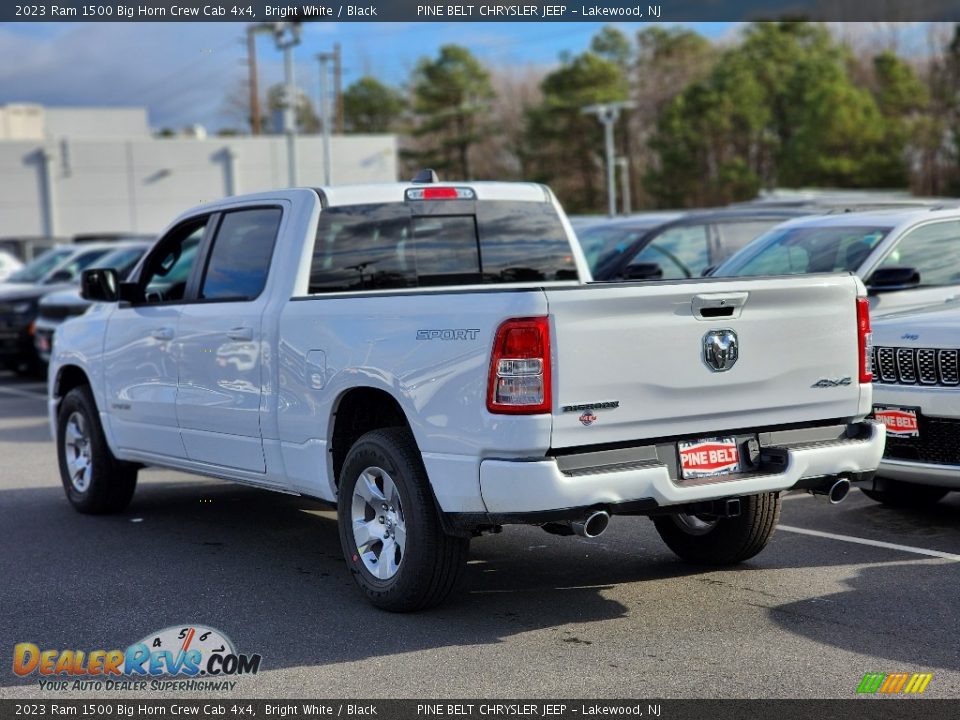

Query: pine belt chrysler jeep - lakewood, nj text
[{"left": 48, "top": 180, "right": 885, "bottom": 611}]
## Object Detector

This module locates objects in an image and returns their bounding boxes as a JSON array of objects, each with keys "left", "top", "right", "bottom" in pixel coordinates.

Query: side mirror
[
  {"left": 80, "top": 268, "right": 119, "bottom": 302},
  {"left": 866, "top": 266, "right": 920, "bottom": 293},
  {"left": 622, "top": 262, "right": 663, "bottom": 281}
]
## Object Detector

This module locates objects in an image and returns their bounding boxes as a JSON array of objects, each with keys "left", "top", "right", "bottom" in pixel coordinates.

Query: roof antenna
[{"left": 411, "top": 169, "right": 439, "bottom": 184}]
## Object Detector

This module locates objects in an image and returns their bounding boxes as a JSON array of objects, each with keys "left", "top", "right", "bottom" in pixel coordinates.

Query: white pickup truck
[{"left": 49, "top": 180, "right": 885, "bottom": 611}]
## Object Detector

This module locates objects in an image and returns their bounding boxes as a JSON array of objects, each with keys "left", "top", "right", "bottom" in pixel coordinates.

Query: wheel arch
[
  {"left": 329, "top": 386, "right": 413, "bottom": 489},
  {"left": 53, "top": 364, "right": 92, "bottom": 403},
  {"left": 51, "top": 363, "right": 122, "bottom": 460}
]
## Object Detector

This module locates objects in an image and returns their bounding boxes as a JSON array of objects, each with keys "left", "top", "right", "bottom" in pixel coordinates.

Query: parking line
[
  {"left": 0, "top": 386, "right": 47, "bottom": 400},
  {"left": 779, "top": 525, "right": 960, "bottom": 561}
]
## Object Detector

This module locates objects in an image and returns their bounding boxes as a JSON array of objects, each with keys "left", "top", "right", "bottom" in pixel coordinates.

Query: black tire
[
  {"left": 861, "top": 479, "right": 948, "bottom": 508},
  {"left": 337, "top": 427, "right": 468, "bottom": 612},
  {"left": 652, "top": 492, "right": 781, "bottom": 565},
  {"left": 56, "top": 385, "right": 138, "bottom": 514}
]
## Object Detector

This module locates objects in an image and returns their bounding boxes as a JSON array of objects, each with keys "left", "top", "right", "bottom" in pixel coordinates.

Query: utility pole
[
  {"left": 272, "top": 22, "right": 302, "bottom": 187},
  {"left": 316, "top": 51, "right": 335, "bottom": 185},
  {"left": 333, "top": 42, "right": 343, "bottom": 133},
  {"left": 582, "top": 101, "right": 636, "bottom": 217},
  {"left": 616, "top": 157, "right": 631, "bottom": 215},
  {"left": 246, "top": 23, "right": 275, "bottom": 136},
  {"left": 246, "top": 26, "right": 261, "bottom": 135}
]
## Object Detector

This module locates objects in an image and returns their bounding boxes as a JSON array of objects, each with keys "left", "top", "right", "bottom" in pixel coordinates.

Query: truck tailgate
[{"left": 546, "top": 275, "right": 866, "bottom": 449}]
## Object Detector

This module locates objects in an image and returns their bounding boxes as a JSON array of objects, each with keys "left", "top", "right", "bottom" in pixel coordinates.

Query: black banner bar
[
  {"left": 4, "top": 0, "right": 960, "bottom": 23},
  {"left": 0, "top": 699, "right": 955, "bottom": 720}
]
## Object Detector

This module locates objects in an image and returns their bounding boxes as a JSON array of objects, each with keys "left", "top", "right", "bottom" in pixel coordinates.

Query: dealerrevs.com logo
[
  {"left": 13, "top": 625, "right": 262, "bottom": 692},
  {"left": 857, "top": 672, "right": 933, "bottom": 695}
]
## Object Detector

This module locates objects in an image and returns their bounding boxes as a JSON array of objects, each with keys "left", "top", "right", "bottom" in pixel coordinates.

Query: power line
[{"left": 133, "top": 37, "right": 239, "bottom": 106}]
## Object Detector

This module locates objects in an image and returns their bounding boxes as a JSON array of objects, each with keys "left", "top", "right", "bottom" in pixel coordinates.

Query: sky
[{"left": 0, "top": 21, "right": 738, "bottom": 132}]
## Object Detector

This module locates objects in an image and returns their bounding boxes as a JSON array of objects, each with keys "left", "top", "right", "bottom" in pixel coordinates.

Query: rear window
[
  {"left": 308, "top": 201, "right": 577, "bottom": 294},
  {"left": 200, "top": 207, "right": 282, "bottom": 301}
]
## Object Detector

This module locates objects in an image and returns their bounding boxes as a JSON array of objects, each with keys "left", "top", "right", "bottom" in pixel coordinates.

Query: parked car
[
  {"left": 712, "top": 208, "right": 960, "bottom": 316},
  {"left": 0, "top": 250, "right": 23, "bottom": 281},
  {"left": 865, "top": 302, "right": 960, "bottom": 506},
  {"left": 585, "top": 208, "right": 810, "bottom": 281},
  {"left": 731, "top": 188, "right": 946, "bottom": 211},
  {"left": 566, "top": 214, "right": 606, "bottom": 230},
  {"left": 33, "top": 242, "right": 152, "bottom": 363},
  {"left": 574, "top": 212, "right": 683, "bottom": 273},
  {"left": 3, "top": 246, "right": 78, "bottom": 286},
  {"left": 0, "top": 236, "right": 67, "bottom": 264},
  {"left": 50, "top": 181, "right": 882, "bottom": 611},
  {"left": 71, "top": 232, "right": 155, "bottom": 245},
  {"left": 0, "top": 243, "right": 117, "bottom": 374}
]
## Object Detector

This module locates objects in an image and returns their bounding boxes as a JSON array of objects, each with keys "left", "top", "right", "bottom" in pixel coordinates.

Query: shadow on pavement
[
  {"left": 0, "top": 479, "right": 649, "bottom": 684},
  {"left": 771, "top": 560, "right": 960, "bottom": 672},
  {"left": 5, "top": 470, "right": 953, "bottom": 683}
]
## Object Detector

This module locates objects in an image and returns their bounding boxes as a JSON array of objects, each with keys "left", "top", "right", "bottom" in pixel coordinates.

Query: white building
[
  {"left": 0, "top": 104, "right": 150, "bottom": 140},
  {"left": 0, "top": 104, "right": 398, "bottom": 238}
]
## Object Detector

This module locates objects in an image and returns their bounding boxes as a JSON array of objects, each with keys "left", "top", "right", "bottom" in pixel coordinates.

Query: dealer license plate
[
  {"left": 874, "top": 406, "right": 920, "bottom": 438},
  {"left": 678, "top": 437, "right": 741, "bottom": 479}
]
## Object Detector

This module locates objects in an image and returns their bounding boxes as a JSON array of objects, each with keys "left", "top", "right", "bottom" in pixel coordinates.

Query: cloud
[{"left": 0, "top": 23, "right": 250, "bottom": 130}]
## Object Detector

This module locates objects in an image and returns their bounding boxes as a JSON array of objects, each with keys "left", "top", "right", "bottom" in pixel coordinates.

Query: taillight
[
  {"left": 487, "top": 317, "right": 551, "bottom": 414},
  {"left": 857, "top": 297, "right": 872, "bottom": 383}
]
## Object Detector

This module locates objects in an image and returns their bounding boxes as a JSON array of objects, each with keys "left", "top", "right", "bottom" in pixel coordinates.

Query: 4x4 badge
[{"left": 812, "top": 377, "right": 852, "bottom": 388}]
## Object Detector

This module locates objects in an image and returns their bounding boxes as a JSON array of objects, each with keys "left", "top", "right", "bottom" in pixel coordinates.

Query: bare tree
[{"left": 470, "top": 66, "right": 545, "bottom": 180}]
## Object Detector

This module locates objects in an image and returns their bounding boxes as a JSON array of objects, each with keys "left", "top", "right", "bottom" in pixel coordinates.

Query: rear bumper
[{"left": 477, "top": 420, "right": 885, "bottom": 515}]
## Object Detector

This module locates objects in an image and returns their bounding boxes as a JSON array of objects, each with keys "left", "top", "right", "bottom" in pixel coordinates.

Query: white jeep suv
[{"left": 868, "top": 302, "right": 960, "bottom": 506}]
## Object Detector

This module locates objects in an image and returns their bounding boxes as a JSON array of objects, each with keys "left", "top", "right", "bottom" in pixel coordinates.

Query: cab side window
[
  {"left": 878, "top": 221, "right": 960, "bottom": 287},
  {"left": 141, "top": 220, "right": 207, "bottom": 304},
  {"left": 629, "top": 225, "right": 709, "bottom": 279},
  {"left": 200, "top": 208, "right": 282, "bottom": 301}
]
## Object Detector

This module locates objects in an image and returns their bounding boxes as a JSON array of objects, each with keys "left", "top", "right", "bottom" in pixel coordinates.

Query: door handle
[
  {"left": 691, "top": 292, "right": 749, "bottom": 320},
  {"left": 150, "top": 327, "right": 174, "bottom": 341},
  {"left": 227, "top": 327, "right": 254, "bottom": 341}
]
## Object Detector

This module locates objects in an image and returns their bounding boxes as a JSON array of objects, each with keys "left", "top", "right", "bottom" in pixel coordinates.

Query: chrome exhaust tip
[
  {"left": 572, "top": 511, "right": 610, "bottom": 538},
  {"left": 828, "top": 478, "right": 851, "bottom": 505}
]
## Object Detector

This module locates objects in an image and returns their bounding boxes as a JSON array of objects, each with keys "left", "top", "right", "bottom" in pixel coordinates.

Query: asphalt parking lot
[{"left": 1, "top": 371, "right": 959, "bottom": 700}]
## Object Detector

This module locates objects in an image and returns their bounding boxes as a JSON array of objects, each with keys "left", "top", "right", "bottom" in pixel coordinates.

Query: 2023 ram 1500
[{"left": 49, "top": 181, "right": 885, "bottom": 611}]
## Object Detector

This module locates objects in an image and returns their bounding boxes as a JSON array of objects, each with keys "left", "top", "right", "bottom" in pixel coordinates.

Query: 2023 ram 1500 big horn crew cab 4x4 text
[{"left": 49, "top": 180, "right": 885, "bottom": 611}]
